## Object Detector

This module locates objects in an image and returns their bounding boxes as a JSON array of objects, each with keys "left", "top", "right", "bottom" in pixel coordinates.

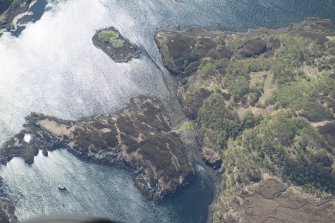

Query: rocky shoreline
[
  {"left": 0, "top": 96, "right": 194, "bottom": 202},
  {"left": 92, "top": 27, "right": 141, "bottom": 63},
  {"left": 0, "top": 0, "right": 32, "bottom": 33}
]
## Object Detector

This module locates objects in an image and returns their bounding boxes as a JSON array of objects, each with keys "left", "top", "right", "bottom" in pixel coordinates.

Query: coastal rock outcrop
[
  {"left": 0, "top": 0, "right": 32, "bottom": 32},
  {"left": 0, "top": 96, "right": 194, "bottom": 201},
  {"left": 92, "top": 27, "right": 141, "bottom": 63},
  {"left": 201, "top": 147, "right": 222, "bottom": 170}
]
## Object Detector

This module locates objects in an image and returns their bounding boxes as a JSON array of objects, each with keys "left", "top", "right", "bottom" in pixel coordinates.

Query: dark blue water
[{"left": 0, "top": 0, "right": 335, "bottom": 222}]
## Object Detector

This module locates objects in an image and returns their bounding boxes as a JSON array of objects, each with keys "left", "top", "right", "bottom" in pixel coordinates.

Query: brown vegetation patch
[
  {"left": 217, "top": 177, "right": 335, "bottom": 223},
  {"left": 236, "top": 38, "right": 268, "bottom": 58}
]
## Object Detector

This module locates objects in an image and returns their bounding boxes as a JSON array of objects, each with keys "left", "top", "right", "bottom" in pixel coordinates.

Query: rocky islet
[{"left": 92, "top": 27, "right": 141, "bottom": 63}]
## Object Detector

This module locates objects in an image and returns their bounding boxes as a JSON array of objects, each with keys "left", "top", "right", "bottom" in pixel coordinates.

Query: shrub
[
  {"left": 249, "top": 88, "right": 262, "bottom": 106},
  {"left": 242, "top": 111, "right": 262, "bottom": 130},
  {"left": 239, "top": 114, "right": 335, "bottom": 192},
  {"left": 299, "top": 102, "right": 334, "bottom": 122},
  {"left": 224, "top": 76, "right": 249, "bottom": 102},
  {"left": 223, "top": 141, "right": 262, "bottom": 187},
  {"left": 198, "top": 93, "right": 241, "bottom": 148},
  {"left": 272, "top": 36, "right": 314, "bottom": 85}
]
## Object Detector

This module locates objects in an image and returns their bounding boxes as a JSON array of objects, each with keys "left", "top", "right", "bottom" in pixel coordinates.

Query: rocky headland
[
  {"left": 155, "top": 18, "right": 335, "bottom": 222},
  {"left": 92, "top": 27, "right": 141, "bottom": 63},
  {"left": 0, "top": 0, "right": 32, "bottom": 32},
  {"left": 0, "top": 96, "right": 194, "bottom": 202}
]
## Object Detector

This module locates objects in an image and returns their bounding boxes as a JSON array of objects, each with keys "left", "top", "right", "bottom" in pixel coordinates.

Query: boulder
[{"left": 201, "top": 147, "right": 222, "bottom": 170}]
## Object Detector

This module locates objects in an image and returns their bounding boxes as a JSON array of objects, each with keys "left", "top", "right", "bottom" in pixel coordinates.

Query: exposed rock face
[
  {"left": 92, "top": 27, "right": 141, "bottom": 63},
  {"left": 0, "top": 198, "right": 17, "bottom": 223},
  {"left": 0, "top": 96, "right": 194, "bottom": 201},
  {"left": 215, "top": 176, "right": 335, "bottom": 223},
  {"left": 201, "top": 147, "right": 222, "bottom": 170},
  {"left": 0, "top": 0, "right": 32, "bottom": 31}
]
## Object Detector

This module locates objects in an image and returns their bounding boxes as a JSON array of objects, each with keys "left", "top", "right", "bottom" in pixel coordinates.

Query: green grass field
[{"left": 98, "top": 30, "right": 125, "bottom": 48}]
